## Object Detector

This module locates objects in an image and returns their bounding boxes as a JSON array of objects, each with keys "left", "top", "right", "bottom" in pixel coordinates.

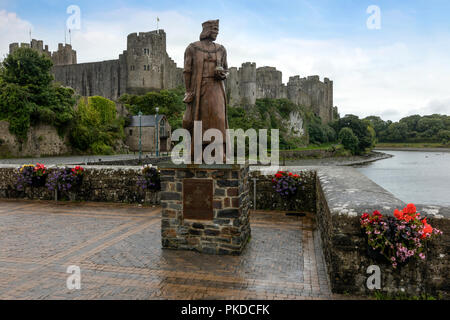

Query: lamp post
[
  {"left": 138, "top": 111, "right": 142, "bottom": 163},
  {"left": 155, "top": 107, "right": 160, "bottom": 157}
]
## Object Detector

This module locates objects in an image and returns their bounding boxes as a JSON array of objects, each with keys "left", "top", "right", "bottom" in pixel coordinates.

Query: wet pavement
[{"left": 0, "top": 200, "right": 332, "bottom": 300}]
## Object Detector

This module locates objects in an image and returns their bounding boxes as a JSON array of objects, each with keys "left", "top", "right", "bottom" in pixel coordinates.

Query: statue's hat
[{"left": 202, "top": 19, "right": 219, "bottom": 29}]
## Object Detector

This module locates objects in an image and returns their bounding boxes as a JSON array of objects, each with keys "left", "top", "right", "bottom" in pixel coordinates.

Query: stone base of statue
[{"left": 159, "top": 162, "right": 251, "bottom": 255}]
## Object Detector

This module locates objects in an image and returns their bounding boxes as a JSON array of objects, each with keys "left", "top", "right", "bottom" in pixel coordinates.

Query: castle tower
[
  {"left": 126, "top": 30, "right": 168, "bottom": 93},
  {"left": 256, "top": 66, "right": 283, "bottom": 99},
  {"left": 238, "top": 62, "right": 257, "bottom": 107},
  {"left": 52, "top": 43, "right": 77, "bottom": 66}
]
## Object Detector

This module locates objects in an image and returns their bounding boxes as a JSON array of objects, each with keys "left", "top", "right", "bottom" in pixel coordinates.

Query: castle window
[
  {"left": 144, "top": 65, "right": 147, "bottom": 71},
  {"left": 129, "top": 129, "right": 133, "bottom": 136},
  {"left": 130, "top": 65, "right": 135, "bottom": 71},
  {"left": 147, "top": 65, "right": 150, "bottom": 71}
]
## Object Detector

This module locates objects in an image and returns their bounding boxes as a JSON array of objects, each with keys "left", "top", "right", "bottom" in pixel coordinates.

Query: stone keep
[{"left": 159, "top": 164, "right": 251, "bottom": 255}]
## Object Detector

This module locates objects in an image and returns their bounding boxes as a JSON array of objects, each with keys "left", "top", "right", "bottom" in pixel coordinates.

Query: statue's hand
[
  {"left": 183, "top": 92, "right": 195, "bottom": 104},
  {"left": 215, "top": 69, "right": 228, "bottom": 80}
]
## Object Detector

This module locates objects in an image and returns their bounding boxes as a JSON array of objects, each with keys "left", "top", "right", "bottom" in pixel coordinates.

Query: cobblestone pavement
[{"left": 0, "top": 200, "right": 332, "bottom": 300}]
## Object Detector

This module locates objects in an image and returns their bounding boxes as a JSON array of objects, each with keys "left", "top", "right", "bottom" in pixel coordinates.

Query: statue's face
[{"left": 209, "top": 26, "right": 219, "bottom": 41}]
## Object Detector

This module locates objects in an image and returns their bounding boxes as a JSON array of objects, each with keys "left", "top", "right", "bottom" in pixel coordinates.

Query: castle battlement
[{"left": 9, "top": 39, "right": 76, "bottom": 66}]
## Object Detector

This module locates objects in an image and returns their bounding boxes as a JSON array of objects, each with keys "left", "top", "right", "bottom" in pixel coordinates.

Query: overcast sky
[{"left": 1, "top": 0, "right": 449, "bottom": 121}]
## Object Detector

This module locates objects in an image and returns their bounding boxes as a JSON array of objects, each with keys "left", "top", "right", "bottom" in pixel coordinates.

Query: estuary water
[{"left": 354, "top": 150, "right": 450, "bottom": 206}]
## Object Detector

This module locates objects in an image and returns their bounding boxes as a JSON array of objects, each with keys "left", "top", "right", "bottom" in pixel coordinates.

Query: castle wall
[
  {"left": 52, "top": 59, "right": 123, "bottom": 101},
  {"left": 0, "top": 121, "right": 70, "bottom": 158}
]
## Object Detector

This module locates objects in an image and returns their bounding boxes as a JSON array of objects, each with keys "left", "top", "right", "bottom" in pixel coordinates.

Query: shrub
[
  {"left": 70, "top": 96, "right": 124, "bottom": 154},
  {"left": 339, "top": 127, "right": 359, "bottom": 155}
]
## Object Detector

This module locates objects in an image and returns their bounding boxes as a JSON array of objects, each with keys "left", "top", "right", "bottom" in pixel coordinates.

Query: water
[{"left": 354, "top": 150, "right": 450, "bottom": 206}]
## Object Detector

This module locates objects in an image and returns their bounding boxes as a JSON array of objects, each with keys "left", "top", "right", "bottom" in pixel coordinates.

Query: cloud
[{"left": 0, "top": 10, "right": 33, "bottom": 60}]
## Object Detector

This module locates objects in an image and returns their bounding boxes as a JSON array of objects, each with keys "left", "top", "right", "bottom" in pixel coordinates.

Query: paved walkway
[{"left": 0, "top": 200, "right": 332, "bottom": 300}]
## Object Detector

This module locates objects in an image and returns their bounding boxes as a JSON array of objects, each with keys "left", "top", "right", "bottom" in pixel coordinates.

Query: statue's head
[{"left": 200, "top": 19, "right": 219, "bottom": 41}]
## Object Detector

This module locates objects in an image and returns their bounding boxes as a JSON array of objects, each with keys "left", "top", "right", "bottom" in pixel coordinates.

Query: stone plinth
[{"left": 159, "top": 163, "right": 251, "bottom": 255}]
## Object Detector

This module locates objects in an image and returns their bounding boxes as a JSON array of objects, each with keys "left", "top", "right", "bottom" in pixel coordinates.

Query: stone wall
[
  {"left": 53, "top": 59, "right": 125, "bottom": 101},
  {"left": 159, "top": 164, "right": 251, "bottom": 255},
  {"left": 0, "top": 165, "right": 159, "bottom": 204},
  {"left": 251, "top": 166, "right": 449, "bottom": 298},
  {"left": 314, "top": 166, "right": 449, "bottom": 298},
  {"left": 0, "top": 121, "right": 70, "bottom": 158}
]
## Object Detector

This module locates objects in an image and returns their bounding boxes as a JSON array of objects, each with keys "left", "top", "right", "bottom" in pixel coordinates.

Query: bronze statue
[{"left": 182, "top": 19, "right": 229, "bottom": 161}]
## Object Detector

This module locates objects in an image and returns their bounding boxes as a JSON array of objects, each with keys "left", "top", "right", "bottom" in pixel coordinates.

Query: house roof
[{"left": 128, "top": 115, "right": 165, "bottom": 127}]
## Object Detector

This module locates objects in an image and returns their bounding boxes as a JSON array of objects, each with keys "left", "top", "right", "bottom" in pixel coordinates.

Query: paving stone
[{"left": 0, "top": 200, "right": 332, "bottom": 300}]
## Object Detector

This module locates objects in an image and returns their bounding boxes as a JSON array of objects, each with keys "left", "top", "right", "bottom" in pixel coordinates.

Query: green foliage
[
  {"left": 437, "top": 130, "right": 450, "bottom": 145},
  {"left": 307, "top": 114, "right": 337, "bottom": 145},
  {"left": 0, "top": 47, "right": 76, "bottom": 141},
  {"left": 119, "top": 87, "right": 185, "bottom": 130},
  {"left": 339, "top": 127, "right": 359, "bottom": 155},
  {"left": 367, "top": 114, "right": 450, "bottom": 143},
  {"left": 70, "top": 96, "right": 124, "bottom": 155},
  {"left": 1, "top": 47, "right": 53, "bottom": 90},
  {"left": 331, "top": 115, "right": 376, "bottom": 154}
]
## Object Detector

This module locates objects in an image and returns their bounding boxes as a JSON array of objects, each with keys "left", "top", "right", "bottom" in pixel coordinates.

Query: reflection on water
[{"left": 354, "top": 151, "right": 450, "bottom": 206}]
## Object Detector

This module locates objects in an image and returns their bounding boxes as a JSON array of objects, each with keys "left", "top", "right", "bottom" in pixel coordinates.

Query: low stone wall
[
  {"left": 249, "top": 169, "right": 316, "bottom": 213},
  {"left": 315, "top": 166, "right": 449, "bottom": 299},
  {"left": 0, "top": 165, "right": 159, "bottom": 204}
]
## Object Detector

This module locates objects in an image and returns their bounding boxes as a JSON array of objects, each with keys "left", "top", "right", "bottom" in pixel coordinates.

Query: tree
[
  {"left": 0, "top": 47, "right": 76, "bottom": 141},
  {"left": 119, "top": 87, "right": 185, "bottom": 130},
  {"left": 364, "top": 116, "right": 388, "bottom": 138},
  {"left": 70, "top": 96, "right": 124, "bottom": 154},
  {"left": 331, "top": 115, "right": 375, "bottom": 154},
  {"left": 339, "top": 127, "right": 359, "bottom": 155},
  {"left": 437, "top": 130, "right": 450, "bottom": 145}
]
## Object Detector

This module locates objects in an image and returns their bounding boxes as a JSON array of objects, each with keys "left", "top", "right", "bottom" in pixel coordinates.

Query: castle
[{"left": 9, "top": 30, "right": 337, "bottom": 123}]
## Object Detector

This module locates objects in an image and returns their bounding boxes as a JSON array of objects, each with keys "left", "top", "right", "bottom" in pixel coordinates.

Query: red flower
[
  {"left": 394, "top": 209, "right": 404, "bottom": 220},
  {"left": 361, "top": 213, "right": 369, "bottom": 219},
  {"left": 275, "top": 173, "right": 283, "bottom": 178},
  {"left": 403, "top": 203, "right": 417, "bottom": 215}
]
